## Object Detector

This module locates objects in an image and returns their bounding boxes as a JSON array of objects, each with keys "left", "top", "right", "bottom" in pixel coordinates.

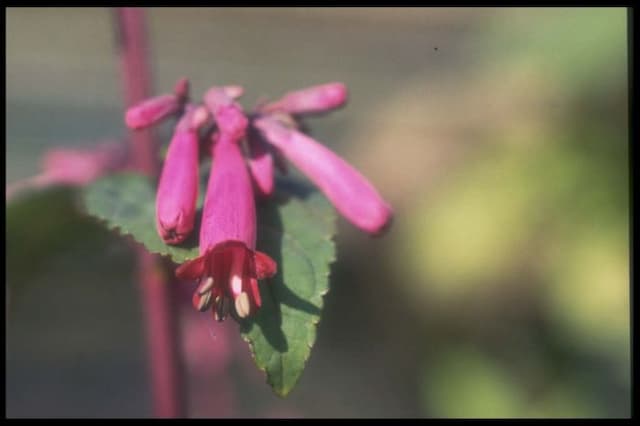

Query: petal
[
  {"left": 248, "top": 277, "right": 262, "bottom": 308},
  {"left": 175, "top": 255, "right": 207, "bottom": 281},
  {"left": 254, "top": 250, "right": 277, "bottom": 279}
]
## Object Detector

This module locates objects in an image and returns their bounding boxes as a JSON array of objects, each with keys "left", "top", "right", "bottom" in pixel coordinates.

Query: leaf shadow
[
  {"left": 240, "top": 179, "right": 322, "bottom": 353},
  {"left": 272, "top": 176, "right": 315, "bottom": 201}
]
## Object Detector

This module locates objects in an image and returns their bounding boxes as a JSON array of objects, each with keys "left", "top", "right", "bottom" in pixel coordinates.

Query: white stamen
[
  {"left": 198, "top": 276, "right": 214, "bottom": 295},
  {"left": 214, "top": 296, "right": 230, "bottom": 322},
  {"left": 196, "top": 291, "right": 212, "bottom": 312},
  {"left": 230, "top": 275, "right": 242, "bottom": 295},
  {"left": 229, "top": 251, "right": 245, "bottom": 297},
  {"left": 235, "top": 292, "right": 251, "bottom": 319}
]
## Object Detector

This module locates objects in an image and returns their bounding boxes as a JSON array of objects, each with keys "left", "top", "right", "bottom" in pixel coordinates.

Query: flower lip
[
  {"left": 178, "top": 114, "right": 276, "bottom": 319},
  {"left": 176, "top": 240, "right": 277, "bottom": 320}
]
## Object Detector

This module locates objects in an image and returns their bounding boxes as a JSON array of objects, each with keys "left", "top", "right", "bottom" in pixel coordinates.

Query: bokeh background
[{"left": 6, "top": 7, "right": 629, "bottom": 418}]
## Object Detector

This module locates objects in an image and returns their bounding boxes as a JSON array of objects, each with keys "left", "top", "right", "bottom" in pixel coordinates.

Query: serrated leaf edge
[
  {"left": 81, "top": 173, "right": 199, "bottom": 264},
  {"left": 240, "top": 198, "right": 337, "bottom": 397}
]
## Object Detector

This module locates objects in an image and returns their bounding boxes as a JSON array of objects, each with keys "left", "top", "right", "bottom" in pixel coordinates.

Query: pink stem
[{"left": 114, "top": 7, "right": 185, "bottom": 418}]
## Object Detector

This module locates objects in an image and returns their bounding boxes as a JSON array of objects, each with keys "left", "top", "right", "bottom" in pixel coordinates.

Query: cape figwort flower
[
  {"left": 176, "top": 87, "right": 277, "bottom": 321},
  {"left": 155, "top": 104, "right": 207, "bottom": 244},
  {"left": 244, "top": 83, "right": 347, "bottom": 200},
  {"left": 125, "top": 77, "right": 189, "bottom": 129},
  {"left": 251, "top": 83, "right": 392, "bottom": 236},
  {"left": 41, "top": 141, "right": 129, "bottom": 186},
  {"left": 123, "top": 80, "right": 391, "bottom": 320},
  {"left": 6, "top": 140, "right": 128, "bottom": 200},
  {"left": 259, "top": 82, "right": 348, "bottom": 116},
  {"left": 253, "top": 115, "right": 393, "bottom": 235}
]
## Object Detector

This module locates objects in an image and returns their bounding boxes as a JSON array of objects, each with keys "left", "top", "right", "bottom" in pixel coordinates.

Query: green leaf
[
  {"left": 81, "top": 172, "right": 336, "bottom": 396},
  {"left": 241, "top": 184, "right": 336, "bottom": 397},
  {"left": 7, "top": 186, "right": 110, "bottom": 286},
  {"left": 82, "top": 173, "right": 200, "bottom": 262}
]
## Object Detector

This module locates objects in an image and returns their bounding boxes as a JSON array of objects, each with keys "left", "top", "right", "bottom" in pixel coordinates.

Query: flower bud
[
  {"left": 262, "top": 82, "right": 347, "bottom": 116},
  {"left": 155, "top": 106, "right": 201, "bottom": 244},
  {"left": 254, "top": 116, "right": 393, "bottom": 235}
]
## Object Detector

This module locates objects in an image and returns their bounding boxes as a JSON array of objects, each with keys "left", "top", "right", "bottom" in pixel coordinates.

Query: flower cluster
[{"left": 125, "top": 79, "right": 393, "bottom": 321}]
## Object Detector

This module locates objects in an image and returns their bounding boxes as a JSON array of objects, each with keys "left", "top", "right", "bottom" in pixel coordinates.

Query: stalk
[{"left": 114, "top": 7, "right": 185, "bottom": 418}]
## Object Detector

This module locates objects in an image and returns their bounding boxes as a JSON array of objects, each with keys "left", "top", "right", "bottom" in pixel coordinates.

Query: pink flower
[
  {"left": 245, "top": 82, "right": 348, "bottom": 200},
  {"left": 6, "top": 140, "right": 128, "bottom": 201},
  {"left": 203, "top": 86, "right": 248, "bottom": 140},
  {"left": 253, "top": 116, "right": 393, "bottom": 236},
  {"left": 41, "top": 141, "right": 128, "bottom": 185},
  {"left": 155, "top": 105, "right": 202, "bottom": 244},
  {"left": 125, "top": 77, "right": 189, "bottom": 129},
  {"left": 260, "top": 82, "right": 348, "bottom": 116},
  {"left": 176, "top": 89, "right": 276, "bottom": 320}
]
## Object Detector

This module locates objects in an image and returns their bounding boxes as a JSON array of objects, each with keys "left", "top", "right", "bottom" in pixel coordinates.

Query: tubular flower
[
  {"left": 42, "top": 141, "right": 128, "bottom": 186},
  {"left": 244, "top": 83, "right": 347, "bottom": 198},
  {"left": 125, "top": 77, "right": 189, "bottom": 129},
  {"left": 259, "top": 82, "right": 348, "bottom": 116},
  {"left": 155, "top": 105, "right": 204, "bottom": 244},
  {"left": 176, "top": 89, "right": 277, "bottom": 321},
  {"left": 253, "top": 115, "right": 393, "bottom": 236},
  {"left": 6, "top": 140, "right": 128, "bottom": 201}
]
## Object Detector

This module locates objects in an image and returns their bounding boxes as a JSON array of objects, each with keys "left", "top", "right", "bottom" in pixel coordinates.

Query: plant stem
[{"left": 114, "top": 7, "right": 185, "bottom": 418}]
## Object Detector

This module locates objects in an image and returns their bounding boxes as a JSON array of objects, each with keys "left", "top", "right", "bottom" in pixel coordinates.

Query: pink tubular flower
[
  {"left": 155, "top": 105, "right": 202, "bottom": 244},
  {"left": 125, "top": 77, "right": 189, "bottom": 129},
  {"left": 176, "top": 90, "right": 277, "bottom": 320},
  {"left": 203, "top": 86, "right": 248, "bottom": 138},
  {"left": 42, "top": 141, "right": 128, "bottom": 185},
  {"left": 253, "top": 116, "right": 393, "bottom": 236},
  {"left": 6, "top": 140, "right": 128, "bottom": 201},
  {"left": 260, "top": 82, "right": 348, "bottom": 116}
]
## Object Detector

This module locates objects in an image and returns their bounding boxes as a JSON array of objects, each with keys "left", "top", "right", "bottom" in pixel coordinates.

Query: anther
[
  {"left": 214, "top": 296, "right": 231, "bottom": 322},
  {"left": 198, "top": 276, "right": 214, "bottom": 295},
  {"left": 235, "top": 292, "right": 251, "bottom": 319},
  {"left": 196, "top": 290, "right": 212, "bottom": 312},
  {"left": 229, "top": 251, "right": 245, "bottom": 296}
]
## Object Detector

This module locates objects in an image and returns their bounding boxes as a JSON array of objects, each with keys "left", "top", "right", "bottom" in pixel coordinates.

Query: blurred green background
[{"left": 6, "top": 7, "right": 629, "bottom": 418}]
